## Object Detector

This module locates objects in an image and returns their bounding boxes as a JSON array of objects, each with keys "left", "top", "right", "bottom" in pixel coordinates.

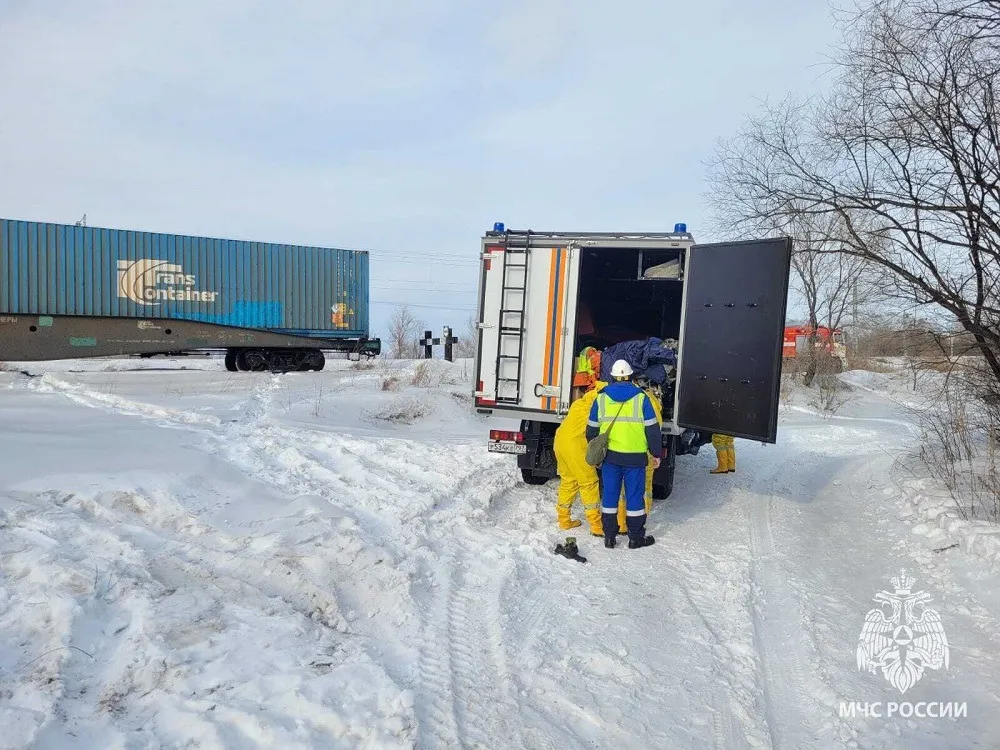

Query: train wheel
[
  {"left": 243, "top": 349, "right": 269, "bottom": 372},
  {"left": 224, "top": 349, "right": 239, "bottom": 372}
]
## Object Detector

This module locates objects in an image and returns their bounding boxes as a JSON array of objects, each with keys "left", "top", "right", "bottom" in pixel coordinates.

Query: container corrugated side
[{"left": 0, "top": 219, "right": 370, "bottom": 337}]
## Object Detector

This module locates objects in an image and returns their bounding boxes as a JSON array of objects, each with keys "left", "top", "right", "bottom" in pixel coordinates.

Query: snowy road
[{"left": 2, "top": 358, "right": 999, "bottom": 748}]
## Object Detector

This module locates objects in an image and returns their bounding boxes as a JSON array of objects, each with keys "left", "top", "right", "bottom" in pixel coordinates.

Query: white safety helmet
[{"left": 611, "top": 359, "right": 633, "bottom": 379}]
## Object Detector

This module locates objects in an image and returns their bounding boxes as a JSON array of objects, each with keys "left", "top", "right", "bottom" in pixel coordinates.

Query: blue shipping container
[{"left": 0, "top": 218, "right": 370, "bottom": 338}]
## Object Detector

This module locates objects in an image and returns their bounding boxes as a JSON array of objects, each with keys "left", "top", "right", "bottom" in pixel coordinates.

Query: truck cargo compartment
[{"left": 575, "top": 246, "right": 683, "bottom": 350}]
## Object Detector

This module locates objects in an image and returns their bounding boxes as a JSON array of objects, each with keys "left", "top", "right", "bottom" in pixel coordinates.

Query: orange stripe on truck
[
  {"left": 549, "top": 248, "right": 568, "bottom": 411},
  {"left": 541, "top": 249, "right": 558, "bottom": 410}
]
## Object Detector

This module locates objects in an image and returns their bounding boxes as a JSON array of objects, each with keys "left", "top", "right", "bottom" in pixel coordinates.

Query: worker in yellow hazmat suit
[
  {"left": 573, "top": 346, "right": 601, "bottom": 391},
  {"left": 553, "top": 376, "right": 607, "bottom": 535},
  {"left": 710, "top": 433, "right": 736, "bottom": 473},
  {"left": 617, "top": 383, "right": 663, "bottom": 532}
]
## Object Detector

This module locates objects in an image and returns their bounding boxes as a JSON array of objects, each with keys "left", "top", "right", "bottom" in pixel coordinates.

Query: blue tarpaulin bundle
[{"left": 598, "top": 337, "right": 677, "bottom": 384}]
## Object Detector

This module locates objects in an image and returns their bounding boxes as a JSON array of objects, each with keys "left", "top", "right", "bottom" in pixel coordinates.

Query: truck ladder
[{"left": 494, "top": 241, "right": 529, "bottom": 405}]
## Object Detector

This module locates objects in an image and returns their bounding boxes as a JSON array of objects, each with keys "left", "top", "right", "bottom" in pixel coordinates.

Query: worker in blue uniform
[{"left": 586, "top": 359, "right": 661, "bottom": 549}]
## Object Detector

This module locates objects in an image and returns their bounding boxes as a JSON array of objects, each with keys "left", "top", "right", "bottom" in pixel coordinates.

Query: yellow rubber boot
[
  {"left": 616, "top": 499, "right": 627, "bottom": 534},
  {"left": 727, "top": 447, "right": 736, "bottom": 473},
  {"left": 710, "top": 449, "right": 728, "bottom": 474},
  {"left": 580, "top": 481, "right": 603, "bottom": 536},
  {"left": 585, "top": 507, "right": 603, "bottom": 536},
  {"left": 557, "top": 507, "right": 582, "bottom": 529}
]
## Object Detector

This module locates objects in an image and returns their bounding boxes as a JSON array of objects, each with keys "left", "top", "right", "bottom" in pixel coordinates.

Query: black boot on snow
[
  {"left": 628, "top": 535, "right": 655, "bottom": 549},
  {"left": 604, "top": 537, "right": 616, "bottom": 549}
]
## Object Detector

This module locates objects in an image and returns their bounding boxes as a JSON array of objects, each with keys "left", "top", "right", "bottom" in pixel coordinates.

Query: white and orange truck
[{"left": 472, "top": 224, "right": 792, "bottom": 498}]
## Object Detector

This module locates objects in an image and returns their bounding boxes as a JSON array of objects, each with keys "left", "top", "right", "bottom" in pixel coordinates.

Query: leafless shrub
[
  {"left": 808, "top": 374, "right": 852, "bottom": 415},
  {"left": 275, "top": 386, "right": 295, "bottom": 413},
  {"left": 850, "top": 356, "right": 897, "bottom": 373},
  {"left": 369, "top": 396, "right": 429, "bottom": 424},
  {"left": 410, "top": 362, "right": 432, "bottom": 387},
  {"left": 381, "top": 376, "right": 400, "bottom": 392},
  {"left": 454, "top": 313, "right": 479, "bottom": 360},
  {"left": 387, "top": 305, "right": 425, "bottom": 360},
  {"left": 311, "top": 383, "right": 325, "bottom": 417},
  {"left": 916, "top": 370, "right": 1000, "bottom": 523},
  {"left": 779, "top": 373, "right": 795, "bottom": 405}
]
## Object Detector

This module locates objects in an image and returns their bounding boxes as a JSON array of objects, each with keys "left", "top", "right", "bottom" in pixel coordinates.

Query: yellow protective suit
[
  {"left": 617, "top": 386, "right": 663, "bottom": 532},
  {"left": 711, "top": 433, "right": 735, "bottom": 473},
  {"left": 554, "top": 381, "right": 608, "bottom": 535}
]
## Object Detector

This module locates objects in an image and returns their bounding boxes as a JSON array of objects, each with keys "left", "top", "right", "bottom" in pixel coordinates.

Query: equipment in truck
[{"left": 473, "top": 224, "right": 792, "bottom": 501}]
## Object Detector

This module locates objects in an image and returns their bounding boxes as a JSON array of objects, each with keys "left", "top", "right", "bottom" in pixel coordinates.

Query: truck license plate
[{"left": 488, "top": 441, "right": 527, "bottom": 454}]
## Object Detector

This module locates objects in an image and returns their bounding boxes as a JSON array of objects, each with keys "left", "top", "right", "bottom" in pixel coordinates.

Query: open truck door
[{"left": 675, "top": 237, "right": 792, "bottom": 443}]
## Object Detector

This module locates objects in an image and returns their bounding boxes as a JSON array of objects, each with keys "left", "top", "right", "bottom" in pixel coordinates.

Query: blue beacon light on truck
[
  {"left": 674, "top": 223, "right": 687, "bottom": 233},
  {"left": 493, "top": 222, "right": 505, "bottom": 233}
]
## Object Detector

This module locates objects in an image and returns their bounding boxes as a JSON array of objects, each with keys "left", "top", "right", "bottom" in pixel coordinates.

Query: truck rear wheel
[
  {"left": 521, "top": 468, "right": 550, "bottom": 486},
  {"left": 224, "top": 349, "right": 239, "bottom": 372},
  {"left": 652, "top": 435, "right": 677, "bottom": 500}
]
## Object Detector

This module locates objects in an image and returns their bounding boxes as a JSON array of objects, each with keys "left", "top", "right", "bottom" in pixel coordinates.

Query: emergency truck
[
  {"left": 472, "top": 224, "right": 792, "bottom": 499},
  {"left": 783, "top": 324, "right": 848, "bottom": 371}
]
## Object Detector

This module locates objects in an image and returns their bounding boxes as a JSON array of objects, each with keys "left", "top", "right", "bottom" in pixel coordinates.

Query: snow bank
[
  {"left": 836, "top": 366, "right": 1000, "bottom": 568},
  {"left": 0, "top": 485, "right": 416, "bottom": 749},
  {"left": 899, "top": 477, "right": 1000, "bottom": 567},
  {"left": 5, "top": 357, "right": 1000, "bottom": 747}
]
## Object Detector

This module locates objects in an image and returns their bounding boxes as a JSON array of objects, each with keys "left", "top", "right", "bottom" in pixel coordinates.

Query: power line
[
  {"left": 371, "top": 298, "right": 476, "bottom": 312},
  {"left": 372, "top": 277, "right": 474, "bottom": 287},
  {"left": 370, "top": 256, "right": 476, "bottom": 268},
  {"left": 369, "top": 248, "right": 476, "bottom": 262},
  {"left": 372, "top": 284, "right": 475, "bottom": 293}
]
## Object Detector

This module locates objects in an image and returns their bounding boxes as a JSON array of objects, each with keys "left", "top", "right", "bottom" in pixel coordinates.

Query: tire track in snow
[
  {"left": 29, "top": 374, "right": 537, "bottom": 748},
  {"left": 445, "top": 556, "right": 522, "bottom": 750},
  {"left": 405, "top": 460, "right": 545, "bottom": 750},
  {"left": 748, "top": 486, "right": 814, "bottom": 749},
  {"left": 712, "top": 687, "right": 744, "bottom": 750},
  {"left": 743, "top": 448, "right": 855, "bottom": 748},
  {"left": 674, "top": 580, "right": 752, "bottom": 750}
]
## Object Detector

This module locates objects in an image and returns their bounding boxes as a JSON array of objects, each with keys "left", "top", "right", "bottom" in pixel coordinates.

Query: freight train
[{"left": 0, "top": 218, "right": 380, "bottom": 371}]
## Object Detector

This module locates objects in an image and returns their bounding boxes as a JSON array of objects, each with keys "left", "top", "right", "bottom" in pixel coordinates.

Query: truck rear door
[
  {"left": 475, "top": 238, "right": 579, "bottom": 415},
  {"left": 674, "top": 237, "right": 792, "bottom": 443}
]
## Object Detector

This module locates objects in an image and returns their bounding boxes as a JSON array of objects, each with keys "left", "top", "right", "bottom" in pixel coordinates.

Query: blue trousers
[{"left": 600, "top": 463, "right": 646, "bottom": 542}]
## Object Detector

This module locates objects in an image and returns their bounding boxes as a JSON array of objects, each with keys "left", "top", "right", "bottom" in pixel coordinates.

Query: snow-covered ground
[{"left": 2, "top": 356, "right": 1000, "bottom": 749}]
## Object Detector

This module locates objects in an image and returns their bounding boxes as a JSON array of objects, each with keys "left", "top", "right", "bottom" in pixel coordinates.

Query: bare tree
[
  {"left": 775, "top": 212, "right": 875, "bottom": 384},
  {"left": 454, "top": 313, "right": 479, "bottom": 359},
  {"left": 707, "top": 0, "right": 1000, "bottom": 392},
  {"left": 929, "top": 0, "right": 1000, "bottom": 41},
  {"left": 386, "top": 304, "right": 424, "bottom": 359}
]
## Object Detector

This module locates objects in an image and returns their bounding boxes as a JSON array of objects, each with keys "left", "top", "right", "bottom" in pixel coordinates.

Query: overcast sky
[{"left": 0, "top": 0, "right": 839, "bottom": 338}]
